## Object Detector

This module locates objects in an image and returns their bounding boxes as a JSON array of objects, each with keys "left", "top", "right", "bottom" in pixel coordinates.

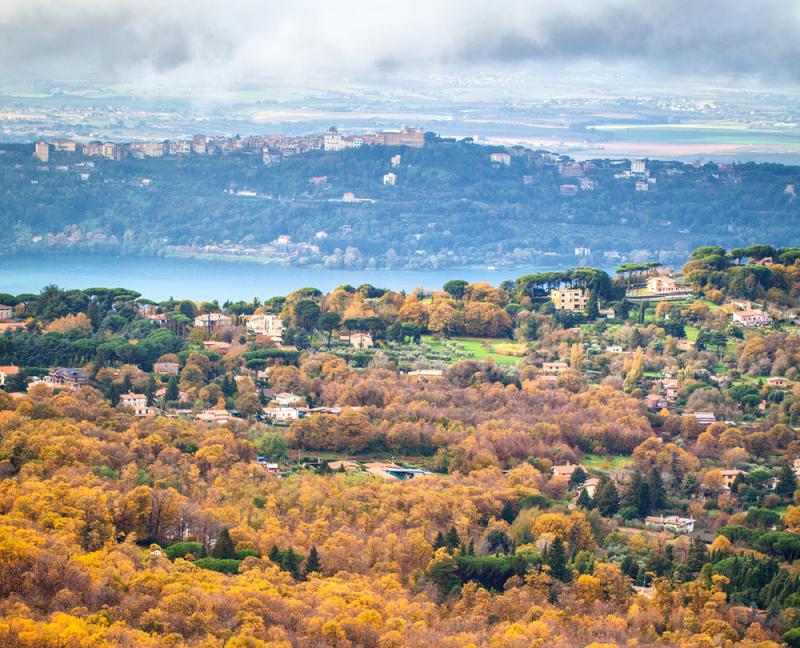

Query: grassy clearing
[
  {"left": 422, "top": 336, "right": 523, "bottom": 366},
  {"left": 582, "top": 454, "right": 634, "bottom": 472}
]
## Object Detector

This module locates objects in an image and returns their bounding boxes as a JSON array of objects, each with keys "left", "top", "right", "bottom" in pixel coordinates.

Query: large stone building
[{"left": 550, "top": 288, "right": 588, "bottom": 311}]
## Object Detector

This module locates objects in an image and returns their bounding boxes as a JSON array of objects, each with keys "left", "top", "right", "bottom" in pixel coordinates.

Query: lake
[{"left": 1, "top": 253, "right": 558, "bottom": 301}]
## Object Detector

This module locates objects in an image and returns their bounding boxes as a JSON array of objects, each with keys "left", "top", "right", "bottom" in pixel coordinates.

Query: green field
[
  {"left": 422, "top": 336, "right": 523, "bottom": 366},
  {"left": 582, "top": 454, "right": 634, "bottom": 472}
]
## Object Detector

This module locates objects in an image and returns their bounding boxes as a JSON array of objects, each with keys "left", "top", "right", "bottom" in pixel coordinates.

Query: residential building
[
  {"left": 732, "top": 309, "right": 771, "bottom": 327},
  {"left": 635, "top": 181, "right": 649, "bottom": 192},
  {"left": 407, "top": 369, "right": 444, "bottom": 380},
  {"left": 574, "top": 247, "right": 591, "bottom": 256},
  {"left": 51, "top": 139, "right": 77, "bottom": 152},
  {"left": 195, "top": 409, "right": 237, "bottom": 425},
  {"left": 0, "top": 365, "right": 19, "bottom": 387},
  {"left": 194, "top": 312, "right": 232, "bottom": 331},
  {"left": 274, "top": 392, "right": 303, "bottom": 406},
  {"left": 631, "top": 159, "right": 646, "bottom": 174},
  {"left": 551, "top": 462, "right": 587, "bottom": 479},
  {"left": 383, "top": 172, "right": 397, "bottom": 186},
  {"left": 721, "top": 469, "right": 746, "bottom": 491},
  {"left": 644, "top": 514, "right": 695, "bottom": 534},
  {"left": 647, "top": 276, "right": 680, "bottom": 293},
  {"left": 119, "top": 393, "right": 155, "bottom": 417},
  {"left": 693, "top": 411, "right": 717, "bottom": 427},
  {"left": 558, "top": 162, "right": 582, "bottom": 177},
  {"left": 606, "top": 345, "right": 624, "bottom": 353},
  {"left": 391, "top": 154, "right": 402, "bottom": 168},
  {"left": 192, "top": 135, "right": 207, "bottom": 155},
  {"left": 203, "top": 341, "right": 231, "bottom": 354},
  {"left": 323, "top": 127, "right": 346, "bottom": 151},
  {"left": 522, "top": 175, "right": 534, "bottom": 185},
  {"left": 47, "top": 367, "right": 88, "bottom": 389},
  {"left": 153, "top": 361, "right": 179, "bottom": 375},
  {"left": 309, "top": 175, "right": 327, "bottom": 185},
  {"left": 246, "top": 313, "right": 283, "bottom": 341},
  {"left": 542, "top": 361, "right": 569, "bottom": 375},
  {"left": 767, "top": 377, "right": 790, "bottom": 389},
  {"left": 645, "top": 393, "right": 668, "bottom": 410},
  {"left": 263, "top": 406, "right": 300, "bottom": 421},
  {"left": 489, "top": 152, "right": 511, "bottom": 166},
  {"left": 363, "top": 462, "right": 430, "bottom": 480},
  {"left": 559, "top": 184, "right": 578, "bottom": 196},
  {"left": 34, "top": 140, "right": 49, "bottom": 162},
  {"left": 661, "top": 379, "right": 679, "bottom": 401},
  {"left": 0, "top": 304, "right": 12, "bottom": 319},
  {"left": 578, "top": 477, "right": 601, "bottom": 498},
  {"left": 349, "top": 332, "right": 373, "bottom": 349},
  {"left": 550, "top": 287, "right": 588, "bottom": 311},
  {"left": 376, "top": 126, "right": 424, "bottom": 148}
]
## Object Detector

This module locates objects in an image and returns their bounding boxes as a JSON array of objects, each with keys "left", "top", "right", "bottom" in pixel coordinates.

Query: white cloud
[{"left": 2, "top": 0, "right": 799, "bottom": 84}]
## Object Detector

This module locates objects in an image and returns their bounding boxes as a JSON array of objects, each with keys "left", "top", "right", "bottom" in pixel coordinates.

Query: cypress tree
[
  {"left": 594, "top": 479, "right": 620, "bottom": 517},
  {"left": 165, "top": 374, "right": 179, "bottom": 402},
  {"left": 500, "top": 500, "right": 516, "bottom": 524},
  {"left": 546, "top": 537, "right": 569, "bottom": 582},
  {"left": 776, "top": 464, "right": 797, "bottom": 499},
  {"left": 211, "top": 528, "right": 236, "bottom": 559},
  {"left": 576, "top": 487, "right": 593, "bottom": 509},
  {"left": 586, "top": 289, "right": 600, "bottom": 320},
  {"left": 445, "top": 526, "right": 460, "bottom": 551},
  {"left": 648, "top": 469, "right": 667, "bottom": 510},
  {"left": 686, "top": 537, "right": 709, "bottom": 574},
  {"left": 304, "top": 546, "right": 321, "bottom": 576}
]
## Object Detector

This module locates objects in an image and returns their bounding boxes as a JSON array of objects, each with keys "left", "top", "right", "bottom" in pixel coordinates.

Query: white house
[
  {"left": 0, "top": 304, "right": 13, "bottom": 319},
  {"left": 274, "top": 392, "right": 303, "bottom": 406},
  {"left": 383, "top": 172, "right": 397, "bottom": 186},
  {"left": 732, "top": 309, "right": 771, "bottom": 327},
  {"left": 263, "top": 406, "right": 300, "bottom": 422},
  {"left": 246, "top": 313, "right": 284, "bottom": 341},
  {"left": 644, "top": 514, "right": 694, "bottom": 534},
  {"left": 194, "top": 313, "right": 232, "bottom": 330},
  {"left": 490, "top": 152, "right": 511, "bottom": 166}
]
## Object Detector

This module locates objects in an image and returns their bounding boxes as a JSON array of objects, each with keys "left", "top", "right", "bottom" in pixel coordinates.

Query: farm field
[{"left": 421, "top": 336, "right": 525, "bottom": 366}]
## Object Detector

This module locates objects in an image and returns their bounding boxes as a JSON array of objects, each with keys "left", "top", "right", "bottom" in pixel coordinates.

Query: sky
[{"left": 2, "top": 0, "right": 800, "bottom": 89}]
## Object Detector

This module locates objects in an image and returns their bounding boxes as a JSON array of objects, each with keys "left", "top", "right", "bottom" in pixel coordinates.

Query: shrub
[{"left": 193, "top": 558, "right": 242, "bottom": 574}]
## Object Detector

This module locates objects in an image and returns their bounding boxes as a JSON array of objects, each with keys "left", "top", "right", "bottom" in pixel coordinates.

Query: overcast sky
[{"left": 2, "top": 0, "right": 799, "bottom": 88}]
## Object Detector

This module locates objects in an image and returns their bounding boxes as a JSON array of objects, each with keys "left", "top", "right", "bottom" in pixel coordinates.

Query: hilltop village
[
  {"left": 2, "top": 244, "right": 800, "bottom": 645},
  {"left": 3, "top": 128, "right": 799, "bottom": 270}
]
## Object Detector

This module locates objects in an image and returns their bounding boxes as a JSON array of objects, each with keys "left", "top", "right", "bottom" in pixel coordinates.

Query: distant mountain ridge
[{"left": 1, "top": 137, "right": 798, "bottom": 270}]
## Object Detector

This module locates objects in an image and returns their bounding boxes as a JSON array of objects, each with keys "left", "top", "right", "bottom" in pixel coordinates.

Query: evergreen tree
[
  {"left": 144, "top": 374, "right": 156, "bottom": 406},
  {"left": 776, "top": 464, "right": 797, "bottom": 499},
  {"left": 586, "top": 289, "right": 600, "bottom": 320},
  {"left": 468, "top": 539, "right": 475, "bottom": 556},
  {"left": 594, "top": 479, "right": 620, "bottom": 517},
  {"left": 304, "top": 545, "right": 321, "bottom": 576},
  {"left": 500, "top": 500, "right": 516, "bottom": 524},
  {"left": 433, "top": 531, "right": 446, "bottom": 551},
  {"left": 165, "top": 374, "right": 179, "bottom": 402},
  {"left": 648, "top": 469, "right": 667, "bottom": 510},
  {"left": 576, "top": 487, "right": 593, "bottom": 509},
  {"left": 624, "top": 472, "right": 652, "bottom": 517},
  {"left": 680, "top": 473, "right": 699, "bottom": 498},
  {"left": 569, "top": 467, "right": 588, "bottom": 487},
  {"left": 686, "top": 537, "right": 709, "bottom": 574},
  {"left": 268, "top": 544, "right": 281, "bottom": 563},
  {"left": 445, "top": 526, "right": 460, "bottom": 551},
  {"left": 211, "top": 528, "right": 236, "bottom": 559},
  {"left": 546, "top": 537, "right": 569, "bottom": 582}
]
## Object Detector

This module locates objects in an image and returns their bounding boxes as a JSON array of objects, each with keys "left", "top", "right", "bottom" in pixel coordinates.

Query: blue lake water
[{"left": 1, "top": 253, "right": 558, "bottom": 301}]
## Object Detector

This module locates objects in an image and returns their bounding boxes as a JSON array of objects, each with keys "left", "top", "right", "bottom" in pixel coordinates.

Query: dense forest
[
  {"left": 1, "top": 138, "right": 799, "bottom": 269},
  {"left": 1, "top": 245, "right": 800, "bottom": 645}
]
